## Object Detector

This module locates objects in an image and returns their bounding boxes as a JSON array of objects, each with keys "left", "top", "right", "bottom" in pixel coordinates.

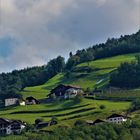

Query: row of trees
[
  {"left": 110, "top": 56, "right": 140, "bottom": 88},
  {"left": 0, "top": 66, "right": 47, "bottom": 100}
]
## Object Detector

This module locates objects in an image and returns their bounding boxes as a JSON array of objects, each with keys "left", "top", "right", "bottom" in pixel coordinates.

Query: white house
[
  {"left": 107, "top": 114, "right": 127, "bottom": 124},
  {"left": 10, "top": 120, "right": 26, "bottom": 134},
  {"left": 64, "top": 87, "right": 84, "bottom": 99},
  {"left": 49, "top": 84, "right": 84, "bottom": 99},
  {"left": 5, "top": 98, "right": 19, "bottom": 107},
  {"left": 0, "top": 118, "right": 26, "bottom": 135},
  {"left": 64, "top": 88, "right": 79, "bottom": 99},
  {"left": 19, "top": 101, "right": 26, "bottom": 106}
]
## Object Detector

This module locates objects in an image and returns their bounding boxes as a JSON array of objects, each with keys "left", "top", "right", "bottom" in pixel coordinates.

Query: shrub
[
  {"left": 130, "top": 98, "right": 140, "bottom": 111},
  {"left": 50, "top": 116, "right": 58, "bottom": 125},
  {"left": 100, "top": 105, "right": 106, "bottom": 109},
  {"left": 35, "top": 118, "right": 44, "bottom": 125},
  {"left": 74, "top": 120, "right": 86, "bottom": 126}
]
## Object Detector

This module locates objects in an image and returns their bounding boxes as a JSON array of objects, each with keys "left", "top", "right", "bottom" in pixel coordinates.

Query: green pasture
[{"left": 77, "top": 53, "right": 136, "bottom": 69}]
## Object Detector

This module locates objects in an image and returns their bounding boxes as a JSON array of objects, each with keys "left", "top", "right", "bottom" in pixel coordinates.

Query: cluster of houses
[
  {"left": 4, "top": 84, "right": 85, "bottom": 107},
  {"left": 0, "top": 118, "right": 26, "bottom": 135},
  {"left": 4, "top": 96, "right": 39, "bottom": 107},
  {"left": 0, "top": 113, "right": 129, "bottom": 135},
  {"left": 86, "top": 114, "right": 128, "bottom": 125}
]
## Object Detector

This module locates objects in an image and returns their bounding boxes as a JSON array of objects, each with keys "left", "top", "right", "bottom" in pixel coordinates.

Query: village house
[
  {"left": 5, "top": 98, "right": 19, "bottom": 107},
  {"left": 86, "top": 120, "right": 94, "bottom": 125},
  {"left": 107, "top": 114, "right": 127, "bottom": 124},
  {"left": 0, "top": 118, "right": 26, "bottom": 135},
  {"left": 25, "top": 96, "right": 39, "bottom": 105},
  {"left": 86, "top": 119, "right": 105, "bottom": 125},
  {"left": 10, "top": 120, "right": 26, "bottom": 134},
  {"left": 36, "top": 119, "right": 57, "bottom": 129},
  {"left": 48, "top": 84, "right": 84, "bottom": 99},
  {"left": 93, "top": 119, "right": 105, "bottom": 125},
  {"left": 36, "top": 122, "right": 50, "bottom": 129}
]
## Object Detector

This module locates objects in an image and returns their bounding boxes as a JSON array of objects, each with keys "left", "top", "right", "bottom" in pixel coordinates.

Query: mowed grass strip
[
  {"left": 42, "top": 99, "right": 131, "bottom": 131},
  {"left": 10, "top": 104, "right": 90, "bottom": 114},
  {"left": 77, "top": 53, "right": 136, "bottom": 69},
  {"left": 0, "top": 99, "right": 130, "bottom": 124}
]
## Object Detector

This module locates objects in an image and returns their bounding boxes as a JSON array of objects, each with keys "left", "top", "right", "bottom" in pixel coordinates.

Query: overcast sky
[{"left": 0, "top": 0, "right": 140, "bottom": 72}]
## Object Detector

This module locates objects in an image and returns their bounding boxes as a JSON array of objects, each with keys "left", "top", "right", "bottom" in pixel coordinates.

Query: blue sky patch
[{"left": 0, "top": 38, "right": 14, "bottom": 57}]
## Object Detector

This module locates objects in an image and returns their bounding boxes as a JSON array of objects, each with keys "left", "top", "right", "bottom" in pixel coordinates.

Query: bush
[
  {"left": 25, "top": 124, "right": 36, "bottom": 132},
  {"left": 131, "top": 98, "right": 140, "bottom": 111},
  {"left": 50, "top": 116, "right": 58, "bottom": 125},
  {"left": 35, "top": 118, "right": 44, "bottom": 125},
  {"left": 100, "top": 105, "right": 106, "bottom": 109},
  {"left": 74, "top": 120, "right": 86, "bottom": 126}
]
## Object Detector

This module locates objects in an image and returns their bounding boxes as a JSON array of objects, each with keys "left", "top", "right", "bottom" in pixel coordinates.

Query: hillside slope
[
  {"left": 0, "top": 53, "right": 137, "bottom": 126},
  {"left": 21, "top": 53, "right": 136, "bottom": 99}
]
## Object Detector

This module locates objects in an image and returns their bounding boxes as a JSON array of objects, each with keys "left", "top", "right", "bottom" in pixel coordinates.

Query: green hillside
[
  {"left": 0, "top": 53, "right": 138, "bottom": 127},
  {"left": 21, "top": 53, "right": 136, "bottom": 99}
]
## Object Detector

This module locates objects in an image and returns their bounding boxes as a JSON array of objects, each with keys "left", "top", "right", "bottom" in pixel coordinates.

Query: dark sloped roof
[
  {"left": 67, "top": 85, "right": 82, "bottom": 89},
  {"left": 11, "top": 120, "right": 26, "bottom": 125},
  {"left": 26, "top": 96, "right": 39, "bottom": 102},
  {"left": 107, "top": 114, "right": 126, "bottom": 119},
  {"left": 49, "top": 84, "right": 83, "bottom": 97},
  {"left": 0, "top": 118, "right": 11, "bottom": 124},
  {"left": 37, "top": 122, "right": 49, "bottom": 128},
  {"left": 52, "top": 84, "right": 82, "bottom": 92},
  {"left": 93, "top": 119, "right": 105, "bottom": 124},
  {"left": 49, "top": 84, "right": 68, "bottom": 96},
  {"left": 26, "top": 96, "right": 36, "bottom": 100},
  {"left": 0, "top": 118, "right": 26, "bottom": 126}
]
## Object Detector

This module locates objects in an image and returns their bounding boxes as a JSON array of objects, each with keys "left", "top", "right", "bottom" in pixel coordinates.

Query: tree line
[
  {"left": 0, "top": 56, "right": 65, "bottom": 100},
  {"left": 66, "top": 30, "right": 140, "bottom": 70},
  {"left": 110, "top": 55, "right": 140, "bottom": 88}
]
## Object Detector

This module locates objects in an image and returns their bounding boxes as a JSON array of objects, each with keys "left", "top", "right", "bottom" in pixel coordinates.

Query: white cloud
[{"left": 0, "top": 0, "right": 139, "bottom": 72}]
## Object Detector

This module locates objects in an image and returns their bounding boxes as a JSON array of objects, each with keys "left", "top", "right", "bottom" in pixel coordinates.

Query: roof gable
[
  {"left": 107, "top": 114, "right": 125, "bottom": 119},
  {"left": 93, "top": 119, "right": 105, "bottom": 124},
  {"left": 50, "top": 84, "right": 82, "bottom": 96},
  {"left": 0, "top": 118, "right": 11, "bottom": 124}
]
